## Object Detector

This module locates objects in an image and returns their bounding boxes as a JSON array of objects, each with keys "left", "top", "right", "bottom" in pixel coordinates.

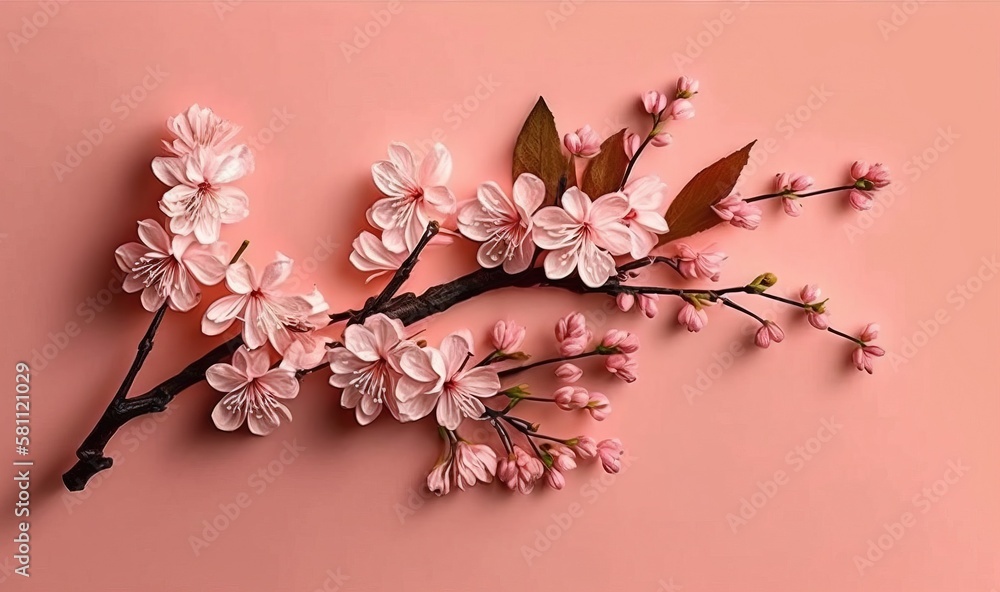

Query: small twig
[
  {"left": 745, "top": 184, "right": 855, "bottom": 204},
  {"left": 352, "top": 222, "right": 439, "bottom": 324}
]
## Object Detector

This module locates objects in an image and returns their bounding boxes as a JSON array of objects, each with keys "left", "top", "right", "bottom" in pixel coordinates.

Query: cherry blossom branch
[
  {"left": 352, "top": 222, "right": 440, "bottom": 323},
  {"left": 498, "top": 350, "right": 603, "bottom": 377},
  {"left": 744, "top": 184, "right": 855, "bottom": 203}
]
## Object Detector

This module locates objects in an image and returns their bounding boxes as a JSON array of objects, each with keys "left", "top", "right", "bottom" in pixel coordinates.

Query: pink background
[{"left": 1, "top": 1, "right": 998, "bottom": 590}]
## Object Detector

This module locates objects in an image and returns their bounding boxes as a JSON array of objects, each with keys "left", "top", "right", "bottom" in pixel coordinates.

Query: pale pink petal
[
  {"left": 247, "top": 401, "right": 284, "bottom": 436},
  {"left": 503, "top": 236, "right": 534, "bottom": 274},
  {"left": 339, "top": 384, "right": 363, "bottom": 408},
  {"left": 543, "top": 245, "right": 578, "bottom": 280},
  {"left": 371, "top": 162, "right": 414, "bottom": 198},
  {"left": 418, "top": 143, "right": 453, "bottom": 187},
  {"left": 140, "top": 286, "right": 166, "bottom": 312},
  {"left": 257, "top": 369, "right": 300, "bottom": 399},
  {"left": 436, "top": 394, "right": 464, "bottom": 430},
  {"left": 439, "top": 334, "right": 471, "bottom": 379},
  {"left": 512, "top": 173, "right": 545, "bottom": 218},
  {"left": 628, "top": 226, "right": 658, "bottom": 259},
  {"left": 594, "top": 222, "right": 632, "bottom": 256},
  {"left": 242, "top": 346, "right": 271, "bottom": 379},
  {"left": 176, "top": 238, "right": 227, "bottom": 285},
  {"left": 386, "top": 142, "right": 416, "bottom": 177},
  {"left": 136, "top": 219, "right": 172, "bottom": 254},
  {"left": 215, "top": 185, "right": 250, "bottom": 224},
  {"left": 226, "top": 260, "right": 257, "bottom": 294},
  {"left": 560, "top": 187, "right": 591, "bottom": 222},
  {"left": 456, "top": 367, "right": 501, "bottom": 398},
  {"left": 203, "top": 294, "right": 247, "bottom": 334},
  {"left": 206, "top": 363, "right": 249, "bottom": 392},
  {"left": 329, "top": 349, "right": 371, "bottom": 378},
  {"left": 397, "top": 390, "right": 439, "bottom": 421},
  {"left": 212, "top": 145, "right": 254, "bottom": 184},
  {"left": 151, "top": 156, "right": 188, "bottom": 186},
  {"left": 211, "top": 392, "right": 247, "bottom": 431},
  {"left": 422, "top": 186, "right": 456, "bottom": 217},
  {"left": 457, "top": 200, "right": 496, "bottom": 242},
  {"left": 260, "top": 252, "right": 293, "bottom": 292},
  {"left": 241, "top": 297, "right": 269, "bottom": 349},
  {"left": 168, "top": 272, "right": 201, "bottom": 312},
  {"left": 343, "top": 325, "right": 381, "bottom": 362},
  {"left": 577, "top": 242, "right": 616, "bottom": 288},
  {"left": 590, "top": 193, "right": 630, "bottom": 226},
  {"left": 355, "top": 403, "right": 381, "bottom": 426}
]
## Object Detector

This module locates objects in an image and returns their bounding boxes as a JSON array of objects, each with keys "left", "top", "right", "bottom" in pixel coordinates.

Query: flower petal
[
  {"left": 206, "top": 363, "right": 248, "bottom": 392},
  {"left": 418, "top": 143, "right": 453, "bottom": 187},
  {"left": 211, "top": 391, "right": 247, "bottom": 431}
]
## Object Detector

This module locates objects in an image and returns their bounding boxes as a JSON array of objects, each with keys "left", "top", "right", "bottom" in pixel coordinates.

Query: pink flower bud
[
  {"left": 850, "top": 161, "right": 871, "bottom": 181},
  {"left": 586, "top": 392, "right": 612, "bottom": 421},
  {"left": 491, "top": 319, "right": 525, "bottom": 353},
  {"left": 866, "top": 163, "right": 891, "bottom": 188},
  {"left": 556, "top": 312, "right": 591, "bottom": 356},
  {"left": 754, "top": 322, "right": 785, "bottom": 349},
  {"left": 853, "top": 344, "right": 885, "bottom": 374},
  {"left": 597, "top": 438, "right": 624, "bottom": 474},
  {"left": 571, "top": 436, "right": 598, "bottom": 459},
  {"left": 637, "top": 294, "right": 659, "bottom": 318},
  {"left": 547, "top": 443, "right": 578, "bottom": 472},
  {"left": 675, "top": 243, "right": 727, "bottom": 281},
  {"left": 605, "top": 353, "right": 638, "bottom": 383},
  {"left": 649, "top": 131, "right": 673, "bottom": 148},
  {"left": 554, "top": 363, "right": 583, "bottom": 383},
  {"left": 807, "top": 311, "right": 830, "bottom": 330},
  {"left": 554, "top": 386, "right": 589, "bottom": 411},
  {"left": 781, "top": 196, "right": 802, "bottom": 217},
  {"left": 677, "top": 302, "right": 708, "bottom": 332},
  {"left": 545, "top": 468, "right": 566, "bottom": 490},
  {"left": 641, "top": 90, "right": 668, "bottom": 114},
  {"left": 624, "top": 132, "right": 641, "bottom": 159},
  {"left": 800, "top": 284, "right": 821, "bottom": 304},
  {"left": 712, "top": 193, "right": 761, "bottom": 230},
  {"left": 848, "top": 189, "right": 874, "bottom": 211},
  {"left": 774, "top": 172, "right": 814, "bottom": 193},
  {"left": 427, "top": 460, "right": 452, "bottom": 496},
  {"left": 667, "top": 99, "right": 695, "bottom": 120},
  {"left": 616, "top": 292, "right": 636, "bottom": 312},
  {"left": 676, "top": 76, "right": 699, "bottom": 99},
  {"left": 563, "top": 125, "right": 602, "bottom": 158},
  {"left": 601, "top": 330, "right": 639, "bottom": 354}
]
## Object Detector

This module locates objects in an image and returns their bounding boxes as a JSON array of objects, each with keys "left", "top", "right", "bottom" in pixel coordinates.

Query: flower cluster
[
  {"left": 92, "top": 71, "right": 892, "bottom": 496},
  {"left": 117, "top": 105, "right": 332, "bottom": 436}
]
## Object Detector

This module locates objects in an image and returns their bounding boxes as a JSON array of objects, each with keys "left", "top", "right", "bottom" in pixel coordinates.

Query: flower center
[
  {"left": 350, "top": 360, "right": 392, "bottom": 404},
  {"left": 131, "top": 255, "right": 178, "bottom": 296}
]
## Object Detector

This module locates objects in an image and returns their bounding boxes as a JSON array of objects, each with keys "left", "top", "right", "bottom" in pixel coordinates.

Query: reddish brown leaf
[
  {"left": 657, "top": 141, "right": 756, "bottom": 246},
  {"left": 512, "top": 97, "right": 566, "bottom": 206},
  {"left": 579, "top": 129, "right": 629, "bottom": 198}
]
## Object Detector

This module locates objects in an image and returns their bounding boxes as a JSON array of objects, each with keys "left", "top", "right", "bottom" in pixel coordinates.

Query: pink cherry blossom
[
  {"left": 349, "top": 231, "right": 407, "bottom": 283},
  {"left": 554, "top": 386, "right": 589, "bottom": 411},
  {"left": 853, "top": 345, "right": 885, "bottom": 374},
  {"left": 854, "top": 324, "right": 885, "bottom": 375},
  {"left": 395, "top": 333, "right": 501, "bottom": 430},
  {"left": 202, "top": 253, "right": 327, "bottom": 352},
  {"left": 587, "top": 392, "right": 612, "bottom": 421},
  {"left": 597, "top": 438, "right": 624, "bottom": 474},
  {"left": 563, "top": 125, "right": 601, "bottom": 158},
  {"left": 800, "top": 284, "right": 830, "bottom": 330},
  {"left": 624, "top": 132, "right": 641, "bottom": 159},
  {"left": 115, "top": 219, "right": 228, "bottom": 312},
  {"left": 860, "top": 323, "right": 880, "bottom": 342},
  {"left": 616, "top": 292, "right": 636, "bottom": 312},
  {"left": 498, "top": 446, "right": 545, "bottom": 494},
  {"left": 754, "top": 322, "right": 785, "bottom": 349},
  {"left": 546, "top": 444, "right": 578, "bottom": 472},
  {"left": 369, "top": 142, "right": 456, "bottom": 252},
  {"left": 162, "top": 104, "right": 240, "bottom": 157},
  {"left": 533, "top": 188, "right": 632, "bottom": 288},
  {"left": 851, "top": 161, "right": 891, "bottom": 189},
  {"left": 677, "top": 301, "right": 709, "bottom": 332},
  {"left": 491, "top": 319, "right": 526, "bottom": 353},
  {"left": 621, "top": 175, "right": 670, "bottom": 258},
  {"left": 641, "top": 90, "right": 668, "bottom": 114},
  {"left": 601, "top": 330, "right": 639, "bottom": 354},
  {"left": 554, "top": 363, "right": 583, "bottom": 383},
  {"left": 675, "top": 243, "right": 727, "bottom": 281},
  {"left": 676, "top": 76, "right": 699, "bottom": 99},
  {"left": 555, "top": 312, "right": 592, "bottom": 356},
  {"left": 606, "top": 354, "right": 638, "bottom": 383},
  {"left": 152, "top": 146, "right": 254, "bottom": 244},
  {"left": 570, "top": 436, "right": 598, "bottom": 459},
  {"left": 667, "top": 99, "right": 695, "bottom": 120},
  {"left": 278, "top": 292, "right": 338, "bottom": 371},
  {"left": 545, "top": 468, "right": 566, "bottom": 490},
  {"left": 848, "top": 189, "right": 874, "bottom": 211},
  {"left": 328, "top": 314, "right": 413, "bottom": 425},
  {"left": 774, "top": 172, "right": 814, "bottom": 217},
  {"left": 206, "top": 346, "right": 299, "bottom": 436},
  {"left": 454, "top": 441, "right": 498, "bottom": 490},
  {"left": 712, "top": 193, "right": 762, "bottom": 230},
  {"left": 427, "top": 444, "right": 453, "bottom": 496},
  {"left": 637, "top": 293, "right": 659, "bottom": 318},
  {"left": 457, "top": 173, "right": 544, "bottom": 274}
]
